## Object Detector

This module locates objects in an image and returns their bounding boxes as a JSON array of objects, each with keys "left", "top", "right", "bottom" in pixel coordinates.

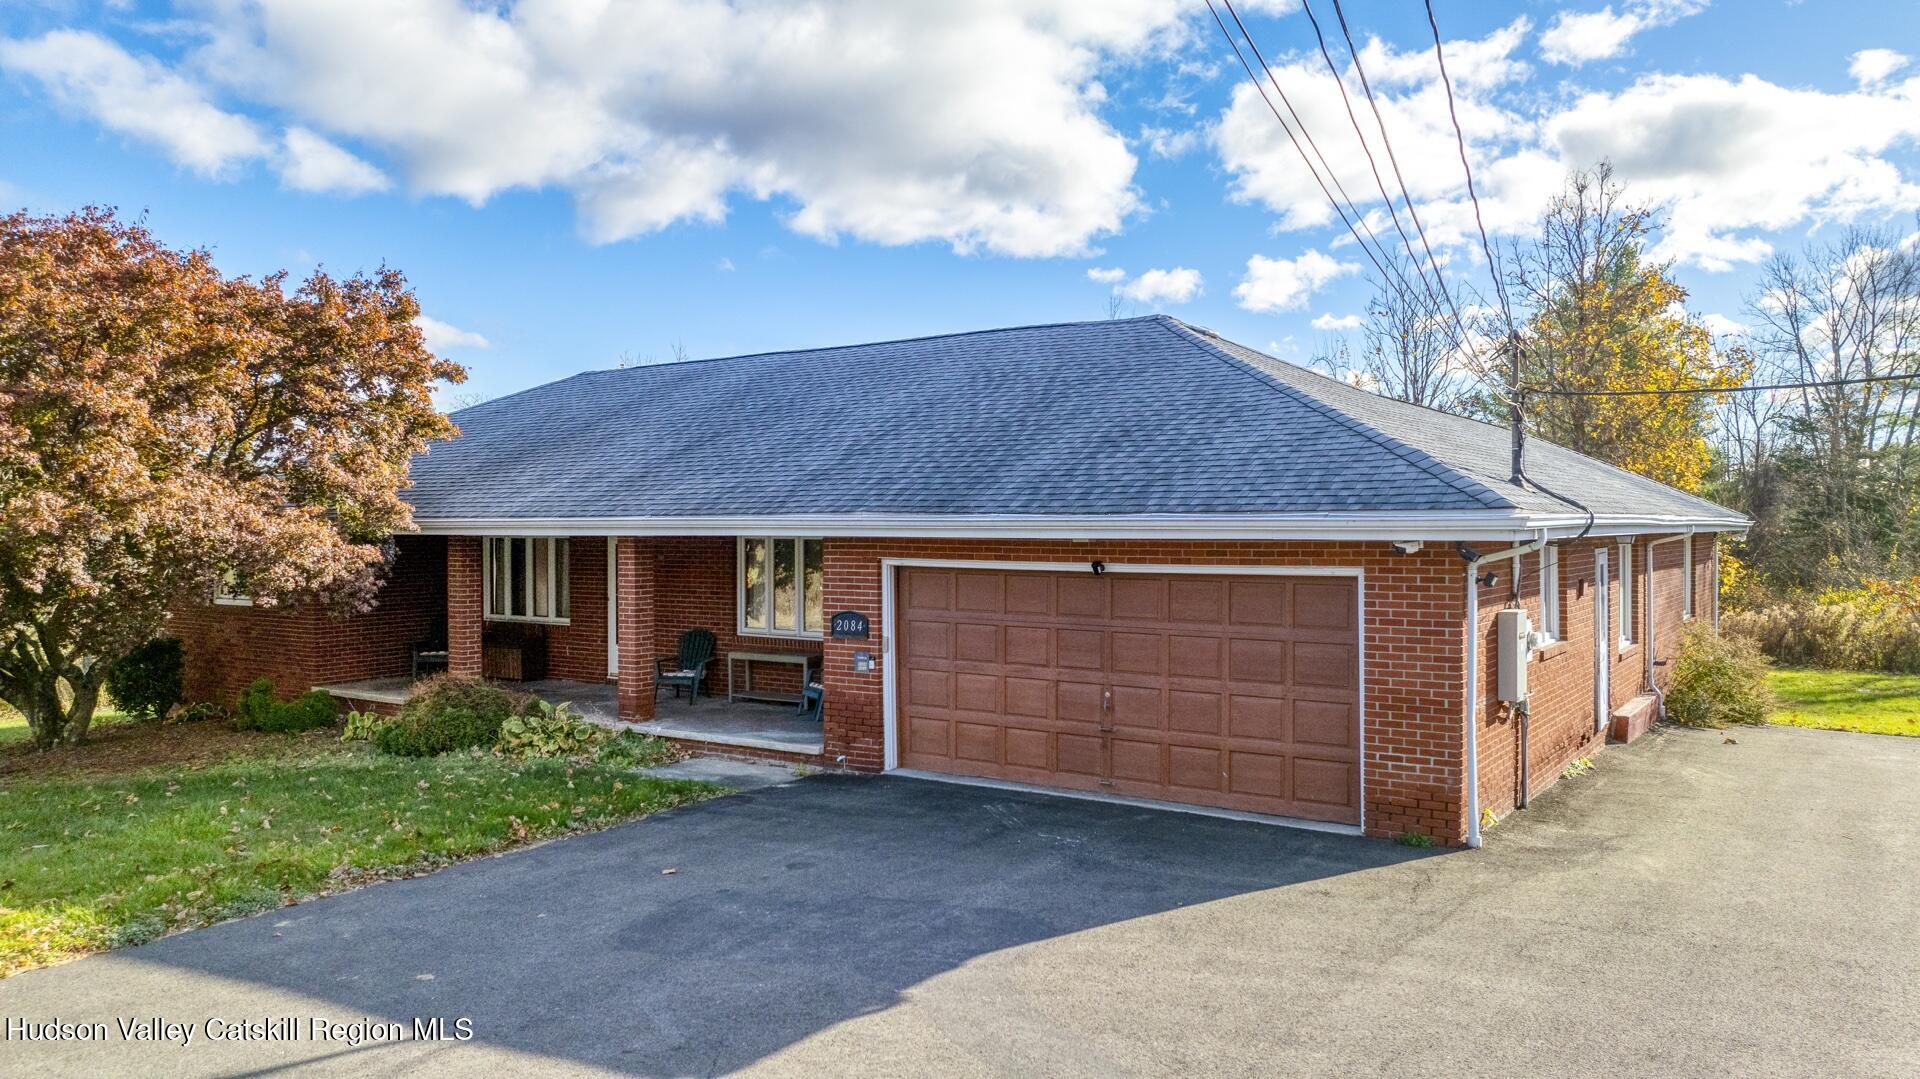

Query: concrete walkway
[{"left": 1, "top": 725, "right": 1915, "bottom": 1078}]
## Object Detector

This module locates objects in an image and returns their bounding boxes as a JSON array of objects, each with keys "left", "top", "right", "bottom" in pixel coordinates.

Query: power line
[
  {"left": 1214, "top": 0, "right": 1437, "bottom": 330},
  {"left": 1526, "top": 371, "right": 1920, "bottom": 398},
  {"left": 1424, "top": 0, "right": 1514, "bottom": 336},
  {"left": 1200, "top": 1, "right": 1421, "bottom": 324},
  {"left": 1296, "top": 0, "right": 1463, "bottom": 343},
  {"left": 1327, "top": 0, "right": 1474, "bottom": 348}
]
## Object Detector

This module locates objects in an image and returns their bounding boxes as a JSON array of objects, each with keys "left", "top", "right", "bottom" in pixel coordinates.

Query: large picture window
[
  {"left": 739, "top": 537, "right": 823, "bottom": 638},
  {"left": 485, "top": 537, "right": 570, "bottom": 624}
]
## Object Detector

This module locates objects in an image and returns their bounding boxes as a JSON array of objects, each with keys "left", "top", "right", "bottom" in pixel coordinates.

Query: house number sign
[{"left": 829, "top": 611, "right": 871, "bottom": 639}]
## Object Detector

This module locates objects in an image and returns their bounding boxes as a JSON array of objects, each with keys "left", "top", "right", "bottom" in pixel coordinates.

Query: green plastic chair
[{"left": 655, "top": 629, "right": 717, "bottom": 704}]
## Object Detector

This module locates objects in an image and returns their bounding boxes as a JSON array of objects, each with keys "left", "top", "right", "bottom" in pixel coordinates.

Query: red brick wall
[
  {"left": 173, "top": 535, "right": 447, "bottom": 706},
  {"left": 1473, "top": 532, "right": 1716, "bottom": 823},
  {"left": 448, "top": 536, "right": 482, "bottom": 678},
  {"left": 818, "top": 538, "right": 1470, "bottom": 844},
  {"left": 651, "top": 537, "right": 821, "bottom": 698},
  {"left": 615, "top": 536, "right": 657, "bottom": 719}
]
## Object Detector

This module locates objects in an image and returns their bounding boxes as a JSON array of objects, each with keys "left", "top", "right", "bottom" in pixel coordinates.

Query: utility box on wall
[{"left": 1496, "top": 607, "right": 1532, "bottom": 703}]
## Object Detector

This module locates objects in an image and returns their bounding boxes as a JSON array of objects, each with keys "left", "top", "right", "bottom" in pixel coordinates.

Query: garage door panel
[
  {"left": 1057, "top": 576, "right": 1108, "bottom": 618},
  {"left": 1228, "top": 579, "right": 1290, "bottom": 625},
  {"left": 955, "top": 572, "right": 1004, "bottom": 612},
  {"left": 1292, "top": 757, "right": 1354, "bottom": 809},
  {"left": 1004, "top": 626, "right": 1051, "bottom": 666},
  {"left": 1227, "top": 695, "right": 1287, "bottom": 741},
  {"left": 1055, "top": 681, "right": 1104, "bottom": 724},
  {"left": 1004, "top": 728, "right": 1050, "bottom": 770},
  {"left": 1293, "top": 699, "right": 1355, "bottom": 747},
  {"left": 1055, "top": 733, "right": 1103, "bottom": 777},
  {"left": 907, "top": 669, "right": 952, "bottom": 708},
  {"left": 1110, "top": 684, "right": 1163, "bottom": 730},
  {"left": 1168, "top": 745, "right": 1225, "bottom": 793},
  {"left": 1292, "top": 642, "right": 1357, "bottom": 688},
  {"left": 1228, "top": 638, "right": 1290, "bottom": 683},
  {"left": 1003, "top": 677, "right": 1051, "bottom": 718},
  {"left": 1167, "top": 690, "right": 1222, "bottom": 734},
  {"left": 897, "top": 569, "right": 1360, "bottom": 826},
  {"left": 954, "top": 623, "right": 1001, "bottom": 662},
  {"left": 1056, "top": 628, "right": 1105, "bottom": 670},
  {"left": 1227, "top": 751, "right": 1289, "bottom": 799},
  {"left": 954, "top": 721, "right": 1001, "bottom": 763},
  {"left": 1110, "top": 577, "right": 1167, "bottom": 621},
  {"left": 1110, "top": 631, "right": 1166, "bottom": 674},
  {"left": 953, "top": 672, "right": 1001, "bottom": 713},
  {"left": 1004, "top": 574, "right": 1054, "bottom": 614},
  {"left": 906, "top": 620, "right": 951, "bottom": 660}
]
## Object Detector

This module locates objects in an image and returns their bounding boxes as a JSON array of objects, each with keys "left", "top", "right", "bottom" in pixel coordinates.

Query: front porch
[{"left": 318, "top": 675, "right": 825, "bottom": 758}]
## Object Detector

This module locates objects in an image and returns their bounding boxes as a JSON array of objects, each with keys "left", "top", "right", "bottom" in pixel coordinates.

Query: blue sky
[{"left": 2, "top": 1, "right": 1917, "bottom": 403}]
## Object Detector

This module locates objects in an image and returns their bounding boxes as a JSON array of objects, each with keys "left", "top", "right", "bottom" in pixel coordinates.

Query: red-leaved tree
[{"left": 0, "top": 208, "right": 463, "bottom": 746}]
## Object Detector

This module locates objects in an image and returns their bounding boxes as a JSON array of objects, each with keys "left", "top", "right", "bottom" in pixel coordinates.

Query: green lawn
[
  {"left": 0, "top": 724, "right": 713, "bottom": 976},
  {"left": 1767, "top": 668, "right": 1920, "bottom": 737}
]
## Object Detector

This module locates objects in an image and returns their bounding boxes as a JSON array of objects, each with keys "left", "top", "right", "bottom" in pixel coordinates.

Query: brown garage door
[{"left": 896, "top": 567, "right": 1361, "bottom": 825}]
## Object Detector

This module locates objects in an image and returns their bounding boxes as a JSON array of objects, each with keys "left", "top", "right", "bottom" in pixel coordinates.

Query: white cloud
[
  {"left": 716, "top": 257, "right": 736, "bottom": 272},
  {"left": 1139, "top": 124, "right": 1202, "bottom": 159},
  {"left": 1311, "top": 312, "right": 1363, "bottom": 331},
  {"left": 1234, "top": 250, "right": 1359, "bottom": 313},
  {"left": 156, "top": 0, "right": 1196, "bottom": 257},
  {"left": 1086, "top": 266, "right": 1128, "bottom": 284},
  {"left": 278, "top": 126, "right": 388, "bottom": 194},
  {"left": 1540, "top": 2, "right": 1708, "bottom": 67},
  {"left": 1699, "top": 312, "right": 1747, "bottom": 338},
  {"left": 1116, "top": 266, "right": 1203, "bottom": 304},
  {"left": 0, "top": 29, "right": 268, "bottom": 176},
  {"left": 413, "top": 315, "right": 490, "bottom": 351},
  {"left": 1212, "top": 18, "right": 1920, "bottom": 273},
  {"left": 1850, "top": 49, "right": 1910, "bottom": 87}
]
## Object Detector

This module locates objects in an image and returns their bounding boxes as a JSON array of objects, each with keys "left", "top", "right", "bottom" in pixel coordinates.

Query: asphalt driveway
[{"left": 2, "top": 724, "right": 1916, "bottom": 1078}]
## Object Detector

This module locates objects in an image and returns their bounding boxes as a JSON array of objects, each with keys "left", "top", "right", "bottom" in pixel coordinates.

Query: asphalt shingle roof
[{"left": 404, "top": 315, "right": 1747, "bottom": 527}]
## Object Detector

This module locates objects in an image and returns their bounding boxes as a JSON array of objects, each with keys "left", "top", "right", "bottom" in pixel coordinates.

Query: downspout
[{"left": 1462, "top": 531, "right": 1548, "bottom": 849}]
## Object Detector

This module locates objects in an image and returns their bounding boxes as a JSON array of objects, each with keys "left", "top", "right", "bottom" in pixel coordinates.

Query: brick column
[
  {"left": 615, "top": 536, "right": 656, "bottom": 720},
  {"left": 448, "top": 536, "right": 483, "bottom": 678}
]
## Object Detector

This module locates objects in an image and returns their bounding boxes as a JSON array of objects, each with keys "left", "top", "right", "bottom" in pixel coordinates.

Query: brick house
[{"left": 175, "top": 316, "right": 1745, "bottom": 846}]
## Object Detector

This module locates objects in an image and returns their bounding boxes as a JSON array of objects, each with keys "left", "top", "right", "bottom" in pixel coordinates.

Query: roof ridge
[
  {"left": 594, "top": 315, "right": 1170, "bottom": 377},
  {"left": 1153, "top": 318, "right": 1519, "bottom": 512}
]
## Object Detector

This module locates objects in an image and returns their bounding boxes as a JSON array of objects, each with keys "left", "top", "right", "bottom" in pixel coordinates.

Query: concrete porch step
[{"left": 1610, "top": 693, "right": 1661, "bottom": 744}]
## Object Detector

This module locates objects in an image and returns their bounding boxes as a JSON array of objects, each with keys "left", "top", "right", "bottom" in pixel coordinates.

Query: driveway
[{"left": 2, "top": 725, "right": 1916, "bottom": 1078}]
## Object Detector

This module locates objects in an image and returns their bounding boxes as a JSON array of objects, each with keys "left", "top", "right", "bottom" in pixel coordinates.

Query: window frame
[
  {"left": 483, "top": 536, "right": 572, "bottom": 625},
  {"left": 1540, "top": 544, "right": 1562, "bottom": 642},
  {"left": 1682, "top": 537, "right": 1695, "bottom": 619},
  {"left": 212, "top": 571, "right": 253, "bottom": 607},
  {"left": 1617, "top": 540, "right": 1635, "bottom": 646},
  {"left": 736, "top": 536, "right": 824, "bottom": 640}
]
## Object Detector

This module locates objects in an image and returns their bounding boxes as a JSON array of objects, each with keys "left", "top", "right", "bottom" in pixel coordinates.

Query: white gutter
[
  {"left": 405, "top": 510, "right": 1749, "bottom": 542},
  {"left": 1463, "top": 532, "right": 1548, "bottom": 849}
]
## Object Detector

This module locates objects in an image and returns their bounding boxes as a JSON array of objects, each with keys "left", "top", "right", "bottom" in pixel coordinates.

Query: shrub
[
  {"left": 231, "top": 678, "right": 338, "bottom": 733},
  {"left": 372, "top": 674, "right": 525, "bottom": 757},
  {"left": 339, "top": 710, "right": 390, "bottom": 742},
  {"left": 595, "top": 729, "right": 683, "bottom": 769},
  {"left": 1665, "top": 622, "right": 1775, "bottom": 729},
  {"left": 105, "top": 637, "right": 184, "bottom": 722},
  {"left": 496, "top": 702, "right": 606, "bottom": 759},
  {"left": 1724, "top": 593, "right": 1920, "bottom": 673}
]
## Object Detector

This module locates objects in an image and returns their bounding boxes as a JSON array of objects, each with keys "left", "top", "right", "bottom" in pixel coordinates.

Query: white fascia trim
[{"left": 408, "top": 510, "right": 1748, "bottom": 542}]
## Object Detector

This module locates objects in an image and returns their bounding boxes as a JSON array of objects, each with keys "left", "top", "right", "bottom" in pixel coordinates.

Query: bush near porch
[{"left": 0, "top": 711, "right": 716, "bottom": 977}]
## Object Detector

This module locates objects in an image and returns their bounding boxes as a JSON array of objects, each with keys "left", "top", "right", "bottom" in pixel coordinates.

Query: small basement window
[
  {"left": 739, "top": 537, "right": 823, "bottom": 638},
  {"left": 485, "top": 537, "right": 570, "bottom": 624},
  {"left": 213, "top": 571, "right": 253, "bottom": 607}
]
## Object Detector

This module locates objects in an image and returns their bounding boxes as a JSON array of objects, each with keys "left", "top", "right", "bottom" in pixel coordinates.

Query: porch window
[
  {"left": 738, "top": 537, "right": 823, "bottom": 638},
  {"left": 485, "top": 537, "right": 570, "bottom": 624}
]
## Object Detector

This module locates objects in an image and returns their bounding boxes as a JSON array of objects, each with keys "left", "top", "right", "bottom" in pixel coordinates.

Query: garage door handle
[{"left": 1102, "top": 689, "right": 1112, "bottom": 710}]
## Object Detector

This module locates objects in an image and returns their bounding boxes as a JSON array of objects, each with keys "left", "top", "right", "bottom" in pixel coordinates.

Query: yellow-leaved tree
[{"left": 1508, "top": 165, "right": 1748, "bottom": 492}]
